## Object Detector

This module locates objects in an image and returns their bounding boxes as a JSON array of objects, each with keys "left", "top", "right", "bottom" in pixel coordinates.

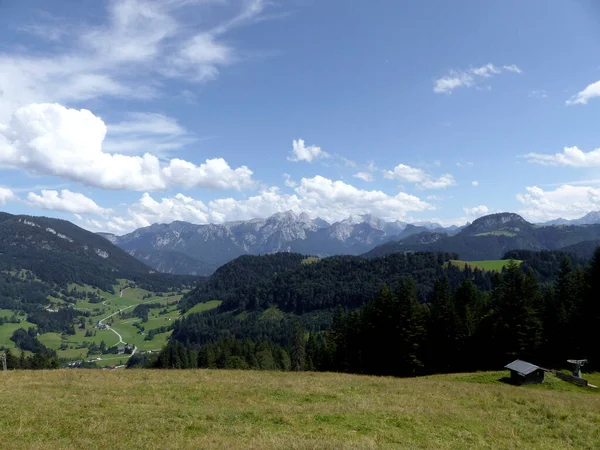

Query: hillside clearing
[
  {"left": 184, "top": 300, "right": 222, "bottom": 316},
  {"left": 1, "top": 370, "right": 599, "bottom": 449},
  {"left": 446, "top": 259, "right": 521, "bottom": 272}
]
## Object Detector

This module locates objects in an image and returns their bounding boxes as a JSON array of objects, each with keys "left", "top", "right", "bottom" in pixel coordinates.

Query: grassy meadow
[
  {"left": 0, "top": 280, "right": 196, "bottom": 364},
  {"left": 447, "top": 259, "right": 521, "bottom": 272},
  {"left": 1, "top": 369, "right": 599, "bottom": 449}
]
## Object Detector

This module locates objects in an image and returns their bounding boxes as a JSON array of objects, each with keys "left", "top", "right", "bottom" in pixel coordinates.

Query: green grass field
[
  {"left": 447, "top": 259, "right": 522, "bottom": 272},
  {"left": 474, "top": 231, "right": 517, "bottom": 237},
  {"left": 0, "top": 369, "right": 598, "bottom": 449},
  {"left": 184, "top": 300, "right": 222, "bottom": 316},
  {"left": 2, "top": 280, "right": 187, "bottom": 361},
  {"left": 0, "top": 276, "right": 190, "bottom": 364},
  {"left": 0, "top": 320, "right": 36, "bottom": 350},
  {"left": 0, "top": 309, "right": 20, "bottom": 318}
]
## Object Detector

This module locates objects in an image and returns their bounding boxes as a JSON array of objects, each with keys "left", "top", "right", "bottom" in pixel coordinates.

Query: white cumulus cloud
[
  {"left": 524, "top": 146, "right": 600, "bottom": 167},
  {"left": 463, "top": 205, "right": 489, "bottom": 217},
  {"left": 566, "top": 80, "right": 600, "bottom": 105},
  {"left": 384, "top": 164, "right": 455, "bottom": 189},
  {"left": 517, "top": 185, "right": 600, "bottom": 222},
  {"left": 0, "top": 103, "right": 254, "bottom": 191},
  {"left": 288, "top": 139, "right": 330, "bottom": 163},
  {"left": 434, "top": 63, "right": 522, "bottom": 94},
  {"left": 419, "top": 174, "right": 456, "bottom": 190},
  {"left": 353, "top": 172, "right": 374, "bottom": 182},
  {"left": 27, "top": 189, "right": 111, "bottom": 216},
  {"left": 283, "top": 173, "right": 297, "bottom": 188},
  {"left": 100, "top": 175, "right": 434, "bottom": 233},
  {"left": 472, "top": 180, "right": 479, "bottom": 187},
  {"left": 0, "top": 187, "right": 17, "bottom": 205}
]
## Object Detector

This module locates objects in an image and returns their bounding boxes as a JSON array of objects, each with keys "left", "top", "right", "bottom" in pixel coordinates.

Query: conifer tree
[
  {"left": 290, "top": 320, "right": 305, "bottom": 371},
  {"left": 581, "top": 247, "right": 600, "bottom": 369},
  {"left": 490, "top": 261, "right": 543, "bottom": 362},
  {"left": 395, "top": 277, "right": 426, "bottom": 376},
  {"left": 427, "top": 276, "right": 460, "bottom": 372}
]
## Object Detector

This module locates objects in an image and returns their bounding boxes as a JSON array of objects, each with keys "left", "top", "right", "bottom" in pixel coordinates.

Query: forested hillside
[
  {"left": 180, "top": 252, "right": 482, "bottom": 313},
  {"left": 0, "top": 213, "right": 197, "bottom": 368},
  {"left": 165, "top": 251, "right": 495, "bottom": 364},
  {"left": 154, "top": 248, "right": 600, "bottom": 377},
  {"left": 365, "top": 213, "right": 600, "bottom": 260},
  {"left": 0, "top": 212, "right": 196, "bottom": 292}
]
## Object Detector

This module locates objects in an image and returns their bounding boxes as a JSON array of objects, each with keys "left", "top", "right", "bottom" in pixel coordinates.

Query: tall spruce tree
[
  {"left": 395, "top": 277, "right": 426, "bottom": 376},
  {"left": 543, "top": 256, "right": 585, "bottom": 365},
  {"left": 290, "top": 320, "right": 306, "bottom": 371},
  {"left": 427, "top": 277, "right": 460, "bottom": 373},
  {"left": 490, "top": 261, "right": 543, "bottom": 364},
  {"left": 581, "top": 247, "right": 600, "bottom": 369},
  {"left": 360, "top": 285, "right": 401, "bottom": 375},
  {"left": 453, "top": 280, "right": 486, "bottom": 371}
]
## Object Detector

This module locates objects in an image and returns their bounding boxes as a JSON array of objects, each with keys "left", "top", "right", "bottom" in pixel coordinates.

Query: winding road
[{"left": 98, "top": 296, "right": 165, "bottom": 349}]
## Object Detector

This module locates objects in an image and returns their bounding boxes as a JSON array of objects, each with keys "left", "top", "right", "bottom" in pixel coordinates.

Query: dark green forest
[{"left": 149, "top": 247, "right": 600, "bottom": 375}]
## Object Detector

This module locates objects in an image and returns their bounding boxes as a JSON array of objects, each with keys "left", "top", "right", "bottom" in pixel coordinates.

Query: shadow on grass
[{"left": 497, "top": 376, "right": 516, "bottom": 386}]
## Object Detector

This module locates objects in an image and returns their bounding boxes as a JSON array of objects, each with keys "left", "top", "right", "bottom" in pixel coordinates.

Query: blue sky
[{"left": 1, "top": 0, "right": 600, "bottom": 233}]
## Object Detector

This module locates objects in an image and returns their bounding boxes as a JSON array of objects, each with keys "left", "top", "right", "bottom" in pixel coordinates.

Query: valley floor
[{"left": 1, "top": 369, "right": 599, "bottom": 449}]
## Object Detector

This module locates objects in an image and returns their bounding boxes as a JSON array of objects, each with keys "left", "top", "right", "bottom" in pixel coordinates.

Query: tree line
[{"left": 152, "top": 248, "right": 600, "bottom": 375}]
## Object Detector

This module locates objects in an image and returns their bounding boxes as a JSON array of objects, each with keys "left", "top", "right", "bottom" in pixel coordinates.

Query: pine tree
[
  {"left": 427, "top": 277, "right": 460, "bottom": 373},
  {"left": 395, "top": 277, "right": 426, "bottom": 376},
  {"left": 490, "top": 261, "right": 543, "bottom": 363},
  {"left": 360, "top": 285, "right": 400, "bottom": 375},
  {"left": 581, "top": 247, "right": 600, "bottom": 369},
  {"left": 453, "top": 280, "right": 486, "bottom": 371},
  {"left": 290, "top": 320, "right": 305, "bottom": 371},
  {"left": 543, "top": 256, "right": 585, "bottom": 364}
]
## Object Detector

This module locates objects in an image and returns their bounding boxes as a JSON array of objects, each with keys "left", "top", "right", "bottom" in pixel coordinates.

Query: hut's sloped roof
[{"left": 504, "top": 360, "right": 539, "bottom": 376}]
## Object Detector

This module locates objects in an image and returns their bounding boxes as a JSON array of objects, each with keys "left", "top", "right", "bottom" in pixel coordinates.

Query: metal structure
[
  {"left": 1, "top": 351, "right": 6, "bottom": 371},
  {"left": 567, "top": 359, "right": 587, "bottom": 378}
]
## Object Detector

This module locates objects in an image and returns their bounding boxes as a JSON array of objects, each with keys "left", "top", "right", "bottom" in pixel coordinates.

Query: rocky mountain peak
[{"left": 464, "top": 213, "right": 530, "bottom": 235}]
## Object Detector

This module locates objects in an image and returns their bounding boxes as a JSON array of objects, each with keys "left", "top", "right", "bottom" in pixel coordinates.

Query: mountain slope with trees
[
  {"left": 0, "top": 212, "right": 196, "bottom": 292},
  {"left": 364, "top": 213, "right": 600, "bottom": 260},
  {"left": 157, "top": 248, "right": 600, "bottom": 377}
]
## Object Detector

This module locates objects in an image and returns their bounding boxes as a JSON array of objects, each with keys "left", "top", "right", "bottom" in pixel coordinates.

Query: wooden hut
[{"left": 504, "top": 360, "right": 546, "bottom": 385}]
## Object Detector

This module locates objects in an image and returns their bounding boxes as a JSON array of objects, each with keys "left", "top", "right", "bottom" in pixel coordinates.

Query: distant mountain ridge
[
  {"left": 101, "top": 211, "right": 462, "bottom": 275},
  {"left": 0, "top": 211, "right": 179, "bottom": 293},
  {"left": 364, "top": 212, "right": 600, "bottom": 260},
  {"left": 100, "top": 210, "right": 600, "bottom": 275},
  {"left": 541, "top": 211, "right": 600, "bottom": 226}
]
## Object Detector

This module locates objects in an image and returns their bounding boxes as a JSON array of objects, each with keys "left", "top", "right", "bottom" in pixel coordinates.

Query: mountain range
[
  {"left": 100, "top": 211, "right": 461, "bottom": 275},
  {"left": 98, "top": 210, "right": 600, "bottom": 275},
  {"left": 364, "top": 212, "right": 600, "bottom": 260},
  {"left": 0, "top": 211, "right": 193, "bottom": 292},
  {"left": 541, "top": 211, "right": 600, "bottom": 226}
]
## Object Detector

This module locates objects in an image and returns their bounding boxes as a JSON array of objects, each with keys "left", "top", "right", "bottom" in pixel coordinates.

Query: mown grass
[
  {"left": 1, "top": 369, "right": 599, "bottom": 449},
  {"left": 447, "top": 259, "right": 521, "bottom": 272}
]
